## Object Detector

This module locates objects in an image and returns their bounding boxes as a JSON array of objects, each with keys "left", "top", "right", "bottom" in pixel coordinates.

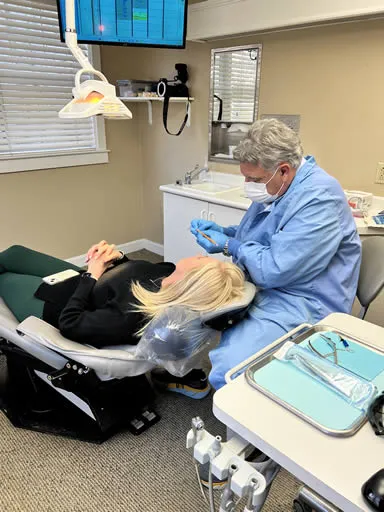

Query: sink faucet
[{"left": 184, "top": 164, "right": 209, "bottom": 185}]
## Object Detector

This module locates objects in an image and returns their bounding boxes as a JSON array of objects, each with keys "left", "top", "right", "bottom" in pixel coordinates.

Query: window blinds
[
  {"left": 213, "top": 49, "right": 259, "bottom": 123},
  {"left": 0, "top": 0, "right": 96, "bottom": 156}
]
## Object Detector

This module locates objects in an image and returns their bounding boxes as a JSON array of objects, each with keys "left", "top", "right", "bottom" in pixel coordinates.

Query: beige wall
[
  {"left": 2, "top": 18, "right": 384, "bottom": 258},
  {"left": 102, "top": 42, "right": 212, "bottom": 243},
  {"left": 104, "top": 19, "right": 384, "bottom": 244},
  {"left": 0, "top": 54, "right": 144, "bottom": 259}
]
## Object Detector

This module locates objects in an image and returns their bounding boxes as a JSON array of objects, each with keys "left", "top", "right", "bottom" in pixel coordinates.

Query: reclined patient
[{"left": 0, "top": 242, "right": 245, "bottom": 349}]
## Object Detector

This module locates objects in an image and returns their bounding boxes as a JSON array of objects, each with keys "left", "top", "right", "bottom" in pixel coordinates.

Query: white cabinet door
[
  {"left": 208, "top": 203, "right": 246, "bottom": 262},
  {"left": 163, "top": 193, "right": 208, "bottom": 263}
]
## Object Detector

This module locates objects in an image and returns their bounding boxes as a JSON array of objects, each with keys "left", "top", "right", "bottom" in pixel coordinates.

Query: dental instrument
[
  {"left": 187, "top": 417, "right": 268, "bottom": 512},
  {"left": 197, "top": 229, "right": 219, "bottom": 246},
  {"left": 308, "top": 335, "right": 339, "bottom": 364},
  {"left": 275, "top": 341, "right": 377, "bottom": 410},
  {"left": 219, "top": 463, "right": 239, "bottom": 512},
  {"left": 59, "top": 0, "right": 132, "bottom": 119},
  {"left": 308, "top": 333, "right": 354, "bottom": 364}
]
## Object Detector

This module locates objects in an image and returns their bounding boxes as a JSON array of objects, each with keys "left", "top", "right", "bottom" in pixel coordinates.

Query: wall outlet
[{"left": 375, "top": 163, "right": 384, "bottom": 184}]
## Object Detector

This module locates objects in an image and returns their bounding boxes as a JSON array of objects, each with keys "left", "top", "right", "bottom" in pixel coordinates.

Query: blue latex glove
[
  {"left": 190, "top": 219, "right": 224, "bottom": 236},
  {"left": 195, "top": 229, "right": 229, "bottom": 254}
]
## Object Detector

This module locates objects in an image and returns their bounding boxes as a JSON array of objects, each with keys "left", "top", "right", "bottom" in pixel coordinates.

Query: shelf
[{"left": 118, "top": 97, "right": 194, "bottom": 125}]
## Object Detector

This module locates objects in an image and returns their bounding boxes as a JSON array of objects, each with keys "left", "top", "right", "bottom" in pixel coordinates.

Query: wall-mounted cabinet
[{"left": 187, "top": 0, "right": 384, "bottom": 41}]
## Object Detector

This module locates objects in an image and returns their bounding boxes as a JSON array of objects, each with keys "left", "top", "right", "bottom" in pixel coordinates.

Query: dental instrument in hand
[{"left": 196, "top": 229, "right": 219, "bottom": 246}]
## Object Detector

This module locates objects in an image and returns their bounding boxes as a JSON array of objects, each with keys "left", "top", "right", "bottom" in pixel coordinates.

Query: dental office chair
[
  {"left": 0, "top": 282, "right": 257, "bottom": 443},
  {"left": 356, "top": 236, "right": 384, "bottom": 319}
]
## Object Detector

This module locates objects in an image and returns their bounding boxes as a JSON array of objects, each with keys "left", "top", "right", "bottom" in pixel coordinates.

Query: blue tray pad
[{"left": 250, "top": 332, "right": 384, "bottom": 433}]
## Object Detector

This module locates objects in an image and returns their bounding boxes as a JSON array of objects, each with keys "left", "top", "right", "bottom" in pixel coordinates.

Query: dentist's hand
[
  {"left": 190, "top": 219, "right": 224, "bottom": 236},
  {"left": 196, "top": 230, "right": 229, "bottom": 254}
]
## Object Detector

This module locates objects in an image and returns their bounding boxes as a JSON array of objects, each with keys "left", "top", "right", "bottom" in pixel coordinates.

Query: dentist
[{"left": 191, "top": 119, "right": 361, "bottom": 389}]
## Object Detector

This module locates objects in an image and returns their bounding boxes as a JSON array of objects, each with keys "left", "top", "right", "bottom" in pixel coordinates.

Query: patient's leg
[
  {"left": 0, "top": 245, "right": 80, "bottom": 277},
  {"left": 0, "top": 272, "right": 44, "bottom": 322}
]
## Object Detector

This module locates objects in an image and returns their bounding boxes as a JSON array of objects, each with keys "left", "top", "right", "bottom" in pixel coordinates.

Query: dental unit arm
[
  {"left": 187, "top": 417, "right": 269, "bottom": 512},
  {"left": 59, "top": 0, "right": 132, "bottom": 119}
]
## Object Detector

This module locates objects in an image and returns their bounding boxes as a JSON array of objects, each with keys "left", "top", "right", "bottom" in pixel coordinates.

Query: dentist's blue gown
[{"left": 209, "top": 157, "right": 361, "bottom": 389}]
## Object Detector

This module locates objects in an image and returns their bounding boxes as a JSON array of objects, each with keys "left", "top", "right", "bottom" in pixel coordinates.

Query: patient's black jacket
[{"left": 34, "top": 258, "right": 175, "bottom": 347}]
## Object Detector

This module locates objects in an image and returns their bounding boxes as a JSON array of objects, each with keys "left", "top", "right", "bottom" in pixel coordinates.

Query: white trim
[
  {"left": 66, "top": 239, "right": 164, "bottom": 267},
  {"left": 187, "top": 0, "right": 384, "bottom": 40},
  {"left": 143, "top": 240, "right": 164, "bottom": 256},
  {"left": 189, "top": 0, "right": 244, "bottom": 12},
  {"left": 0, "top": 150, "right": 109, "bottom": 174}
]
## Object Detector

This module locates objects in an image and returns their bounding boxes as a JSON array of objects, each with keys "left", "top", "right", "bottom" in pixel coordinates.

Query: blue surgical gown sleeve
[
  {"left": 232, "top": 188, "right": 343, "bottom": 289},
  {"left": 224, "top": 225, "right": 238, "bottom": 237}
]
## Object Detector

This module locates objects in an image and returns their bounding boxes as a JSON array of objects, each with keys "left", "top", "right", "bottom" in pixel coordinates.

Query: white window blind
[
  {"left": 0, "top": 0, "right": 98, "bottom": 158},
  {"left": 213, "top": 49, "right": 259, "bottom": 123}
]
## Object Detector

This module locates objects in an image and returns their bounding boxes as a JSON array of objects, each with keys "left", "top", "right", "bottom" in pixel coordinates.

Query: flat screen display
[{"left": 57, "top": 0, "right": 188, "bottom": 48}]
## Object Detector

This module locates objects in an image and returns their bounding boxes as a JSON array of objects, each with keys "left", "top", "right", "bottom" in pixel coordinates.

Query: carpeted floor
[
  {"left": 0, "top": 389, "right": 300, "bottom": 512},
  {"left": 0, "top": 248, "right": 301, "bottom": 511}
]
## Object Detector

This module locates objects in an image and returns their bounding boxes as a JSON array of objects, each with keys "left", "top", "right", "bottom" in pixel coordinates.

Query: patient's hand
[
  {"left": 87, "top": 256, "right": 110, "bottom": 280},
  {"left": 86, "top": 240, "right": 121, "bottom": 263},
  {"left": 87, "top": 243, "right": 123, "bottom": 279}
]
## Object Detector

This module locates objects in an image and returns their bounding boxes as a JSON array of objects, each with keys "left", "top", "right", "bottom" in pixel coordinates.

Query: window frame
[
  {"left": 0, "top": 27, "right": 108, "bottom": 174},
  {"left": 208, "top": 43, "right": 262, "bottom": 164}
]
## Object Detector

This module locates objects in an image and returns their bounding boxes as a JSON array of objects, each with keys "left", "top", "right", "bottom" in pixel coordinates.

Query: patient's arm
[{"left": 58, "top": 274, "right": 143, "bottom": 347}]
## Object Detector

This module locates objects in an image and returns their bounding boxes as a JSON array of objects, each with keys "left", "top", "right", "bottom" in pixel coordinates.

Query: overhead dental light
[{"left": 59, "top": 0, "right": 132, "bottom": 120}]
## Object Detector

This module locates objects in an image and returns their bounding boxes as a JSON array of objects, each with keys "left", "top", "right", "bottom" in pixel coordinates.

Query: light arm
[
  {"left": 64, "top": 0, "right": 96, "bottom": 72},
  {"left": 59, "top": 0, "right": 132, "bottom": 119}
]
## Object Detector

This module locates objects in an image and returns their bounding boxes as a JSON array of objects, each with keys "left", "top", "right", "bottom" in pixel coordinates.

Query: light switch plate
[{"left": 261, "top": 114, "right": 301, "bottom": 133}]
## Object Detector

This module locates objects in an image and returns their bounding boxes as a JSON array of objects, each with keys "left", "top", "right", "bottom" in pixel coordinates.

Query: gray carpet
[
  {"left": 0, "top": 249, "right": 301, "bottom": 511},
  {"left": 0, "top": 388, "right": 300, "bottom": 512}
]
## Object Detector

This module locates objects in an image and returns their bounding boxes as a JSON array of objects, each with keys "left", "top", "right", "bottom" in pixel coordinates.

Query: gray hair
[{"left": 233, "top": 118, "right": 303, "bottom": 171}]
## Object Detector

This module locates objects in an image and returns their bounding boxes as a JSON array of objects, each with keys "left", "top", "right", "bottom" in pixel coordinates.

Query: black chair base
[{"left": 0, "top": 338, "right": 160, "bottom": 443}]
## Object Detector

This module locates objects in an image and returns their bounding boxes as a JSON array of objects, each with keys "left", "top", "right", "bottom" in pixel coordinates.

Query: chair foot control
[{"left": 127, "top": 407, "right": 160, "bottom": 435}]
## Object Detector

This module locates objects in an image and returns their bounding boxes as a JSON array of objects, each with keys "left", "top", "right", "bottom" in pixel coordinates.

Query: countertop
[
  {"left": 160, "top": 183, "right": 251, "bottom": 211},
  {"left": 160, "top": 173, "right": 384, "bottom": 236},
  {"left": 160, "top": 171, "right": 251, "bottom": 210}
]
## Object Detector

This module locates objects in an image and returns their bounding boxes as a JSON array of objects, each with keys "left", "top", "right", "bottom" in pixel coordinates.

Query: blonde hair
[{"left": 131, "top": 261, "right": 245, "bottom": 335}]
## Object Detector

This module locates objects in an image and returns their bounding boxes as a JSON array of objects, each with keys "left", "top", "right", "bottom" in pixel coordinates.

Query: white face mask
[{"left": 244, "top": 167, "right": 284, "bottom": 204}]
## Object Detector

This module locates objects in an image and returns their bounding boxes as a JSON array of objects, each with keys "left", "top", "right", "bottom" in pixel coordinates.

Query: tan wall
[
  {"left": 105, "top": 19, "right": 384, "bottom": 244},
  {"left": 101, "top": 42, "right": 212, "bottom": 243},
  {"left": 0, "top": 54, "right": 144, "bottom": 259},
  {"left": 2, "top": 19, "right": 384, "bottom": 258}
]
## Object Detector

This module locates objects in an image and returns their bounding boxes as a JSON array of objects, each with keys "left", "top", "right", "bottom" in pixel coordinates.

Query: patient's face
[{"left": 161, "top": 255, "right": 218, "bottom": 287}]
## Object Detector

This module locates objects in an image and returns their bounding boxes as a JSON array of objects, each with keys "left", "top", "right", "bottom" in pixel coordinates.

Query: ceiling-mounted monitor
[{"left": 57, "top": 0, "right": 188, "bottom": 49}]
